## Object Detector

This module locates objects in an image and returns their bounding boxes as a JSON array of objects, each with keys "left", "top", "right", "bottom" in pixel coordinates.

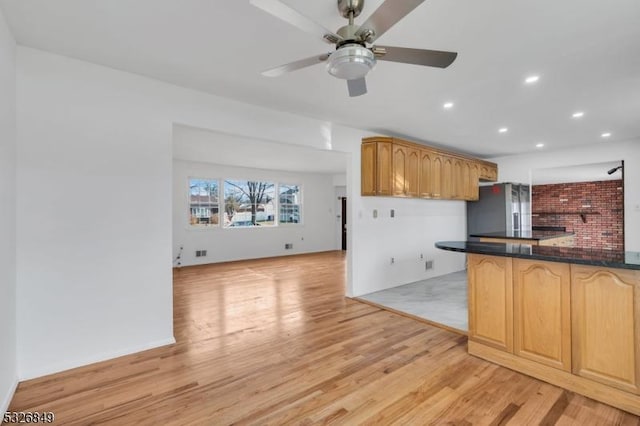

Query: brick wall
[{"left": 532, "top": 180, "right": 624, "bottom": 250}]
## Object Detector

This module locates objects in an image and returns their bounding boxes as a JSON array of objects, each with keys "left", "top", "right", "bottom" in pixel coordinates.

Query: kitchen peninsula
[{"left": 436, "top": 241, "right": 640, "bottom": 415}]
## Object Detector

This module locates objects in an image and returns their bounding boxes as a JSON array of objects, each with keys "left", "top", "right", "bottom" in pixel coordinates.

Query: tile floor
[{"left": 359, "top": 270, "right": 468, "bottom": 332}]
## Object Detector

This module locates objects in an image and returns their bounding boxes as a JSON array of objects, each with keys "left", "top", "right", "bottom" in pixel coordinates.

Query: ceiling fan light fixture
[{"left": 326, "top": 44, "right": 376, "bottom": 80}]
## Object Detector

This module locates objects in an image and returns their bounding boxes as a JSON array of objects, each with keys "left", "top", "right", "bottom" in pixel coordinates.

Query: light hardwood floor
[{"left": 9, "top": 251, "right": 640, "bottom": 425}]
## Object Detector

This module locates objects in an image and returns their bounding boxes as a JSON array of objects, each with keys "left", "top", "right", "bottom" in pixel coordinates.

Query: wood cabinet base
[{"left": 469, "top": 341, "right": 640, "bottom": 416}]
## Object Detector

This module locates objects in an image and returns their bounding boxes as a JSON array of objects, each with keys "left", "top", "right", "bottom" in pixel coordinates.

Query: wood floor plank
[{"left": 8, "top": 251, "right": 640, "bottom": 424}]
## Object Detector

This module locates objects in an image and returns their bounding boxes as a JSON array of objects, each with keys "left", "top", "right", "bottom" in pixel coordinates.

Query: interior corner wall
[
  {"left": 0, "top": 6, "right": 18, "bottom": 412},
  {"left": 172, "top": 160, "right": 339, "bottom": 265},
  {"left": 491, "top": 140, "right": 640, "bottom": 251}
]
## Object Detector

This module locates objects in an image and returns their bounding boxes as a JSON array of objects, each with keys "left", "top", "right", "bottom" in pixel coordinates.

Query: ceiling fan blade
[
  {"left": 355, "top": 0, "right": 425, "bottom": 43},
  {"left": 347, "top": 78, "right": 367, "bottom": 97},
  {"left": 262, "top": 53, "right": 331, "bottom": 77},
  {"left": 250, "top": 0, "right": 343, "bottom": 44},
  {"left": 374, "top": 45, "right": 457, "bottom": 68}
]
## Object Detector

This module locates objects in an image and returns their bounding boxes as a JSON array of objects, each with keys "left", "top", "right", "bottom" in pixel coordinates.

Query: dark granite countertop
[
  {"left": 435, "top": 241, "right": 640, "bottom": 271},
  {"left": 469, "top": 230, "right": 575, "bottom": 241}
]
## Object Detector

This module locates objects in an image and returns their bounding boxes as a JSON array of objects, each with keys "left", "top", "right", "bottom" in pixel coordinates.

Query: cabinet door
[
  {"left": 571, "top": 265, "right": 640, "bottom": 394},
  {"left": 376, "top": 141, "right": 393, "bottom": 195},
  {"left": 479, "top": 164, "right": 498, "bottom": 182},
  {"left": 468, "top": 162, "right": 479, "bottom": 200},
  {"left": 392, "top": 144, "right": 407, "bottom": 196},
  {"left": 453, "top": 159, "right": 464, "bottom": 199},
  {"left": 419, "top": 150, "right": 433, "bottom": 198},
  {"left": 361, "top": 142, "right": 377, "bottom": 196},
  {"left": 468, "top": 254, "right": 513, "bottom": 352},
  {"left": 513, "top": 259, "right": 571, "bottom": 371},
  {"left": 405, "top": 147, "right": 420, "bottom": 197},
  {"left": 488, "top": 164, "right": 498, "bottom": 181},
  {"left": 461, "top": 161, "right": 471, "bottom": 200},
  {"left": 431, "top": 155, "right": 442, "bottom": 198},
  {"left": 441, "top": 156, "right": 453, "bottom": 199}
]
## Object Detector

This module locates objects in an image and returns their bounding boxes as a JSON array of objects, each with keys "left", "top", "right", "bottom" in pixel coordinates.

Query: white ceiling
[
  {"left": 2, "top": 0, "right": 640, "bottom": 158},
  {"left": 173, "top": 124, "right": 347, "bottom": 174}
]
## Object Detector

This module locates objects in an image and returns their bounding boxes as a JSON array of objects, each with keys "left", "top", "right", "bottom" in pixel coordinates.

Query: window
[
  {"left": 279, "top": 184, "right": 301, "bottom": 224},
  {"left": 189, "top": 178, "right": 220, "bottom": 227},
  {"left": 223, "top": 180, "right": 276, "bottom": 227}
]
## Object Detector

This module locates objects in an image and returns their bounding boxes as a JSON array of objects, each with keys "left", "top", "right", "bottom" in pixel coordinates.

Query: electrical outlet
[
  {"left": 425, "top": 260, "right": 434, "bottom": 270},
  {"left": 420, "top": 253, "right": 424, "bottom": 260},
  {"left": 285, "top": 243, "right": 293, "bottom": 249},
  {"left": 390, "top": 257, "right": 395, "bottom": 265},
  {"left": 195, "top": 250, "right": 207, "bottom": 257},
  {"left": 390, "top": 209, "right": 395, "bottom": 218}
]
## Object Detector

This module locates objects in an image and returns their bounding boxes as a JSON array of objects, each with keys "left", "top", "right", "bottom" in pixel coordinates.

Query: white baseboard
[
  {"left": 1, "top": 376, "right": 19, "bottom": 415},
  {"left": 19, "top": 336, "right": 176, "bottom": 381}
]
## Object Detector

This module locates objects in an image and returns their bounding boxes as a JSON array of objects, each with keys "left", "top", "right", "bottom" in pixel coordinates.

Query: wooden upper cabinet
[
  {"left": 377, "top": 141, "right": 393, "bottom": 195},
  {"left": 453, "top": 159, "right": 464, "bottom": 199},
  {"left": 441, "top": 156, "right": 453, "bottom": 199},
  {"left": 461, "top": 161, "right": 471, "bottom": 200},
  {"left": 468, "top": 162, "right": 480, "bottom": 200},
  {"left": 405, "top": 147, "right": 419, "bottom": 197},
  {"left": 468, "top": 254, "right": 514, "bottom": 353},
  {"left": 392, "top": 144, "right": 407, "bottom": 196},
  {"left": 361, "top": 137, "right": 497, "bottom": 200},
  {"left": 479, "top": 163, "right": 498, "bottom": 182},
  {"left": 361, "top": 142, "right": 377, "bottom": 196},
  {"left": 431, "top": 154, "right": 443, "bottom": 198},
  {"left": 361, "top": 139, "right": 392, "bottom": 196},
  {"left": 571, "top": 265, "right": 640, "bottom": 394},
  {"left": 419, "top": 150, "right": 433, "bottom": 198},
  {"left": 391, "top": 144, "right": 419, "bottom": 197},
  {"left": 513, "top": 259, "right": 571, "bottom": 372}
]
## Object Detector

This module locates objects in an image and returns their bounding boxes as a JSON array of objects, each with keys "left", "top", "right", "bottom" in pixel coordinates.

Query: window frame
[
  {"left": 187, "top": 176, "right": 222, "bottom": 229},
  {"left": 222, "top": 179, "right": 277, "bottom": 229},
  {"left": 277, "top": 182, "right": 303, "bottom": 226},
  {"left": 186, "top": 178, "right": 304, "bottom": 230}
]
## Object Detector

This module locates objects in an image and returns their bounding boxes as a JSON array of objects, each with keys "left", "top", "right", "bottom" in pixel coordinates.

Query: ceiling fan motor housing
[
  {"left": 337, "top": 0, "right": 365, "bottom": 18},
  {"left": 326, "top": 44, "right": 376, "bottom": 80}
]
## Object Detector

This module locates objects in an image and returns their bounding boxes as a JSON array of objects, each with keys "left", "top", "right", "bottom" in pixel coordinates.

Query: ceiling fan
[{"left": 250, "top": 0, "right": 458, "bottom": 97}]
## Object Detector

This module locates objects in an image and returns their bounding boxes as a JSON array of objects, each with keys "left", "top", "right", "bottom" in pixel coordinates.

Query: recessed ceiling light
[
  {"left": 525, "top": 75, "right": 539, "bottom": 84},
  {"left": 443, "top": 102, "right": 454, "bottom": 109},
  {"left": 572, "top": 111, "right": 584, "bottom": 118},
  {"left": 498, "top": 127, "right": 508, "bottom": 133},
  {"left": 536, "top": 143, "right": 545, "bottom": 148},
  {"left": 601, "top": 132, "right": 611, "bottom": 138}
]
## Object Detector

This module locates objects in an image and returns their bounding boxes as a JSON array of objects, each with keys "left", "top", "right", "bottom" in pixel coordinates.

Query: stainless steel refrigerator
[{"left": 467, "top": 183, "right": 531, "bottom": 236}]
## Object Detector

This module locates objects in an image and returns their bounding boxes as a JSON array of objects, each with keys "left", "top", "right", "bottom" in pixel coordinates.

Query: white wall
[
  {"left": 0, "top": 7, "right": 17, "bottom": 413},
  {"left": 173, "top": 160, "right": 338, "bottom": 265},
  {"left": 351, "top": 196, "right": 467, "bottom": 295},
  {"left": 16, "top": 47, "right": 468, "bottom": 378},
  {"left": 16, "top": 49, "right": 175, "bottom": 379},
  {"left": 491, "top": 140, "right": 640, "bottom": 251}
]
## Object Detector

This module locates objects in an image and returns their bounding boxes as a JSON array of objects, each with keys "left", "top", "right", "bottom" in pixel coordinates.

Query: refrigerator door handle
[{"left": 513, "top": 212, "right": 520, "bottom": 231}]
